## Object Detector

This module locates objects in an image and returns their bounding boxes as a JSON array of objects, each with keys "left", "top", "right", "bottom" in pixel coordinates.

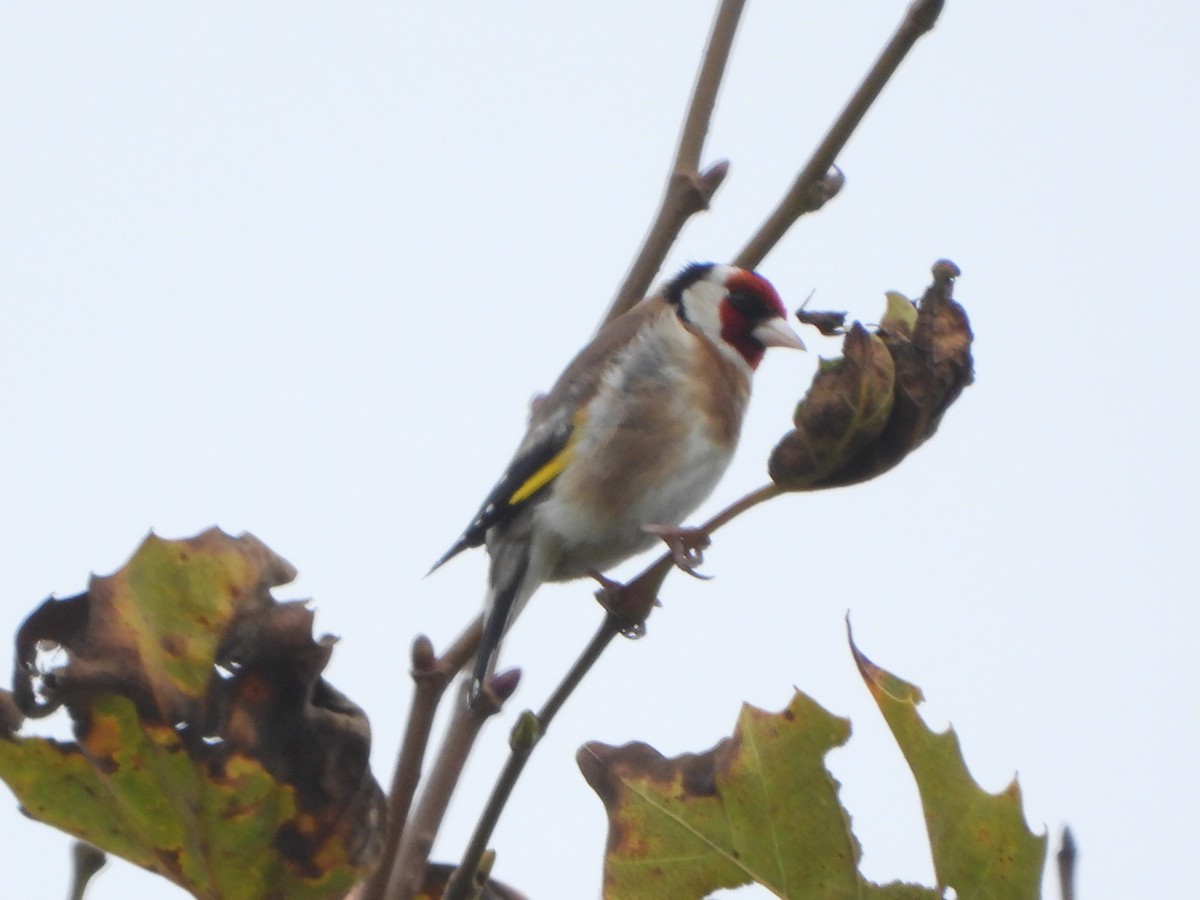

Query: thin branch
[
  {"left": 382, "top": 675, "right": 508, "bottom": 900},
  {"left": 1057, "top": 827, "right": 1077, "bottom": 900},
  {"left": 438, "top": 615, "right": 484, "bottom": 677},
  {"left": 362, "top": 620, "right": 481, "bottom": 900},
  {"left": 696, "top": 482, "right": 782, "bottom": 534},
  {"left": 67, "top": 842, "right": 105, "bottom": 900},
  {"left": 441, "top": 618, "right": 622, "bottom": 900},
  {"left": 735, "top": 0, "right": 944, "bottom": 270},
  {"left": 599, "top": 0, "right": 748, "bottom": 327}
]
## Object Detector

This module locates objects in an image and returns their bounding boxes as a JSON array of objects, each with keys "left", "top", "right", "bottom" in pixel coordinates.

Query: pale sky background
[{"left": 2, "top": 2, "right": 1197, "bottom": 898}]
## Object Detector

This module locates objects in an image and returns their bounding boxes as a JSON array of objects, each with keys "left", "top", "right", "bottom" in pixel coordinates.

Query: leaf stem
[{"left": 67, "top": 842, "right": 105, "bottom": 900}]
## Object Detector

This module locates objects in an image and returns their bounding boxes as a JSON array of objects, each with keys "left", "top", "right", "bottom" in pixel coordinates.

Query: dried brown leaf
[{"left": 770, "top": 260, "right": 974, "bottom": 491}]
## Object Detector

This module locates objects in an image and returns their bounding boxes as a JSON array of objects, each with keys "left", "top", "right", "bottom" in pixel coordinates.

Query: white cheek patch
[
  {"left": 679, "top": 268, "right": 732, "bottom": 343},
  {"left": 677, "top": 265, "right": 754, "bottom": 374}
]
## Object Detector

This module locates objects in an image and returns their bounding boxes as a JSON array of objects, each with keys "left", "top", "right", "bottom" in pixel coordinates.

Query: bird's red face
[{"left": 718, "top": 269, "right": 805, "bottom": 369}]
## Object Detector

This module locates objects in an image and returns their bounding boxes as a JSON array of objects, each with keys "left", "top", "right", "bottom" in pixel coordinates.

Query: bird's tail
[
  {"left": 468, "top": 550, "right": 530, "bottom": 708},
  {"left": 427, "top": 531, "right": 474, "bottom": 577}
]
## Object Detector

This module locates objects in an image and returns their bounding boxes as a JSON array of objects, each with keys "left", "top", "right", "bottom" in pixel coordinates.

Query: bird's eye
[{"left": 728, "top": 289, "right": 756, "bottom": 315}]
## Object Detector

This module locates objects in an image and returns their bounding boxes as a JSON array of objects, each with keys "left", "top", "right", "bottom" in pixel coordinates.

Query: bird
[{"left": 430, "top": 262, "right": 806, "bottom": 706}]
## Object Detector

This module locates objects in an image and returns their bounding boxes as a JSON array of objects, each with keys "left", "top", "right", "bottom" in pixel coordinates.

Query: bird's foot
[{"left": 642, "top": 524, "right": 713, "bottom": 579}]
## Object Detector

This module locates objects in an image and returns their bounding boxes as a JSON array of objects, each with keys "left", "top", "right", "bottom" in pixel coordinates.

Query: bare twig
[
  {"left": 67, "top": 842, "right": 105, "bottom": 900},
  {"left": 735, "top": 0, "right": 944, "bottom": 269},
  {"left": 382, "top": 672, "right": 513, "bottom": 900},
  {"left": 438, "top": 615, "right": 485, "bottom": 677},
  {"left": 441, "top": 619, "right": 618, "bottom": 900},
  {"left": 599, "top": 0, "right": 748, "bottom": 327},
  {"left": 442, "top": 612, "right": 634, "bottom": 900},
  {"left": 1057, "top": 827, "right": 1077, "bottom": 900},
  {"left": 363, "top": 620, "right": 482, "bottom": 900}
]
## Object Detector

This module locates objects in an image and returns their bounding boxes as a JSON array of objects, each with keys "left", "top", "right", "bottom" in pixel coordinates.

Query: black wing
[{"left": 428, "top": 422, "right": 575, "bottom": 574}]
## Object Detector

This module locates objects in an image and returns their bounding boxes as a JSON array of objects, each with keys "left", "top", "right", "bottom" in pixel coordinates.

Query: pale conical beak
[{"left": 753, "top": 316, "right": 806, "bottom": 351}]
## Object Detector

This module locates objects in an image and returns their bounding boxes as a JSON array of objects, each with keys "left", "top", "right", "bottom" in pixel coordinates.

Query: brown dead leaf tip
[
  {"left": 680, "top": 746, "right": 721, "bottom": 799},
  {"left": 0, "top": 690, "right": 23, "bottom": 737},
  {"left": 795, "top": 307, "right": 848, "bottom": 336},
  {"left": 850, "top": 646, "right": 882, "bottom": 686},
  {"left": 931, "top": 258, "right": 961, "bottom": 284},
  {"left": 580, "top": 739, "right": 728, "bottom": 866},
  {"left": 584, "top": 739, "right": 725, "bottom": 802}
]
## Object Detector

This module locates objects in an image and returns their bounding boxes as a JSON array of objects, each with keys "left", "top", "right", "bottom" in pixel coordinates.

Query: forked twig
[
  {"left": 382, "top": 671, "right": 518, "bottom": 900},
  {"left": 599, "top": 0, "right": 748, "bottom": 327}
]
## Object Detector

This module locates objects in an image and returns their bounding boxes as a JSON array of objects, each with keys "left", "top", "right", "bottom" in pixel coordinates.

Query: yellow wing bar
[
  {"left": 508, "top": 444, "right": 573, "bottom": 505},
  {"left": 507, "top": 407, "right": 588, "bottom": 506}
]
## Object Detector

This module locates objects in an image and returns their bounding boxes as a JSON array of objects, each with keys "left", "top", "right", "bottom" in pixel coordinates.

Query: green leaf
[
  {"left": 0, "top": 695, "right": 355, "bottom": 900},
  {"left": 851, "top": 632, "right": 1047, "bottom": 898},
  {"left": 578, "top": 692, "right": 937, "bottom": 900}
]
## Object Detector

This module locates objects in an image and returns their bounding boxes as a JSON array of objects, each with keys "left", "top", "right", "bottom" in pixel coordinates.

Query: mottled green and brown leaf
[
  {"left": 580, "top": 637, "right": 1046, "bottom": 900},
  {"left": 578, "top": 692, "right": 936, "bottom": 900},
  {"left": 0, "top": 529, "right": 383, "bottom": 900}
]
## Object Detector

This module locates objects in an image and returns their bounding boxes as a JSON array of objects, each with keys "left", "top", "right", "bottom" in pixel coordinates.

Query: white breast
[{"left": 534, "top": 313, "right": 746, "bottom": 581}]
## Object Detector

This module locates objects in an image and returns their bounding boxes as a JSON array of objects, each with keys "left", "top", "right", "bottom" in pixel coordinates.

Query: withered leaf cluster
[{"left": 769, "top": 260, "right": 973, "bottom": 491}]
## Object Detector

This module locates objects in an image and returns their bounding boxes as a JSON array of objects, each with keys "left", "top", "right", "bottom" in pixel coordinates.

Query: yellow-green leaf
[
  {"left": 852, "top": 633, "right": 1047, "bottom": 898},
  {"left": 881, "top": 290, "right": 918, "bottom": 340}
]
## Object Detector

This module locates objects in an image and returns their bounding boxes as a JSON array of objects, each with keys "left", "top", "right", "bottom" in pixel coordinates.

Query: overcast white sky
[{"left": 2, "top": 2, "right": 1197, "bottom": 898}]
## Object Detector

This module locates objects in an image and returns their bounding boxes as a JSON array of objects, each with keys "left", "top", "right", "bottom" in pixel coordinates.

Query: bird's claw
[{"left": 642, "top": 524, "right": 713, "bottom": 579}]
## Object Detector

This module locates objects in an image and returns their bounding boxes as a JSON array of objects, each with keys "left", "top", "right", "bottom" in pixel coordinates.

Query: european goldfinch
[{"left": 432, "top": 263, "right": 805, "bottom": 704}]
